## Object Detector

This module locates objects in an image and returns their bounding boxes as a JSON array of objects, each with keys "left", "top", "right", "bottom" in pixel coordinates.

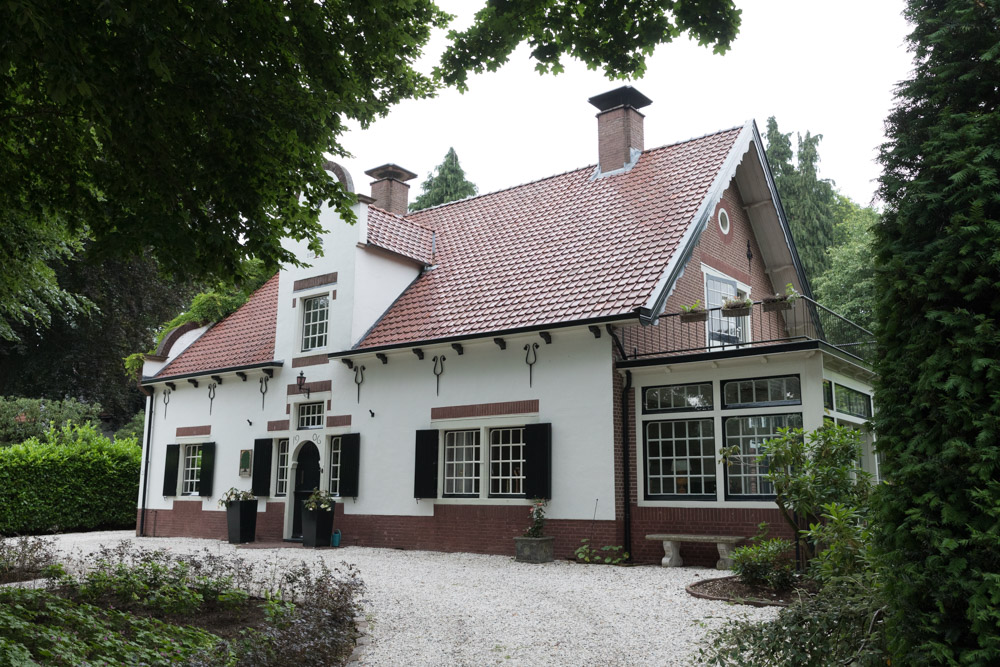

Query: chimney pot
[
  {"left": 589, "top": 86, "right": 652, "bottom": 175},
  {"left": 365, "top": 163, "right": 417, "bottom": 214}
]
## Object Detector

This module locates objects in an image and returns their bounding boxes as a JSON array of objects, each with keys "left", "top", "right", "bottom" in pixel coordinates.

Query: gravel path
[{"left": 45, "top": 531, "right": 776, "bottom": 666}]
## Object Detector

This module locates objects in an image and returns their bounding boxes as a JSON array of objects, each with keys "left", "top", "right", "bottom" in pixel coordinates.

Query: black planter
[
  {"left": 226, "top": 499, "right": 259, "bottom": 544},
  {"left": 302, "top": 507, "right": 334, "bottom": 548}
]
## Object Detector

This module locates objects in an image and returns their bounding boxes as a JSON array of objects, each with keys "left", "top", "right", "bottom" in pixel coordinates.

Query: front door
[{"left": 292, "top": 441, "right": 321, "bottom": 538}]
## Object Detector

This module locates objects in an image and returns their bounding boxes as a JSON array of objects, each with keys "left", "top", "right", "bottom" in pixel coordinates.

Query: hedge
[{"left": 0, "top": 423, "right": 140, "bottom": 535}]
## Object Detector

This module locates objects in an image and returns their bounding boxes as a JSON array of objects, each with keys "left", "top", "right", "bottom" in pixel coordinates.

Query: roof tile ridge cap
[
  {"left": 641, "top": 124, "right": 745, "bottom": 155},
  {"left": 407, "top": 163, "right": 599, "bottom": 216}
]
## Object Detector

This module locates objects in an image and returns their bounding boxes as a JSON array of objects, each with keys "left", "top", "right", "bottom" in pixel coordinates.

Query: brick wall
[
  {"left": 136, "top": 500, "right": 285, "bottom": 541},
  {"left": 597, "top": 106, "right": 644, "bottom": 173}
]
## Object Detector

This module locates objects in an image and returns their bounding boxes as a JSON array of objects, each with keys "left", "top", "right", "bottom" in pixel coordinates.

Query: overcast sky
[{"left": 338, "top": 1, "right": 913, "bottom": 209}]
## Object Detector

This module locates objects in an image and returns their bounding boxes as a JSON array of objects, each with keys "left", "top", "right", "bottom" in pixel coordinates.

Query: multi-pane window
[
  {"left": 823, "top": 380, "right": 834, "bottom": 410},
  {"left": 297, "top": 402, "right": 324, "bottom": 430},
  {"left": 182, "top": 445, "right": 202, "bottom": 495},
  {"left": 646, "top": 419, "right": 716, "bottom": 498},
  {"left": 706, "top": 274, "right": 749, "bottom": 348},
  {"left": 301, "top": 295, "right": 329, "bottom": 351},
  {"left": 329, "top": 437, "right": 342, "bottom": 496},
  {"left": 444, "top": 430, "right": 481, "bottom": 497},
  {"left": 723, "top": 375, "right": 801, "bottom": 408},
  {"left": 275, "top": 439, "right": 289, "bottom": 496},
  {"left": 489, "top": 427, "right": 525, "bottom": 496},
  {"left": 834, "top": 384, "right": 872, "bottom": 419},
  {"left": 724, "top": 413, "right": 802, "bottom": 497},
  {"left": 644, "top": 383, "right": 713, "bottom": 413}
]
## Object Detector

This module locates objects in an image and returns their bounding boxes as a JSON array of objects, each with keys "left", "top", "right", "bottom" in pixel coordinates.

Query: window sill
[
  {"left": 636, "top": 498, "right": 778, "bottom": 510},
  {"left": 433, "top": 497, "right": 533, "bottom": 507}
]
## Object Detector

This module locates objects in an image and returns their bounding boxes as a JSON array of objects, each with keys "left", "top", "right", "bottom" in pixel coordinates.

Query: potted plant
[
  {"left": 218, "top": 487, "right": 258, "bottom": 544},
  {"left": 679, "top": 300, "right": 709, "bottom": 323},
  {"left": 513, "top": 499, "right": 554, "bottom": 563},
  {"left": 721, "top": 295, "right": 753, "bottom": 318},
  {"left": 302, "top": 488, "right": 335, "bottom": 548},
  {"left": 762, "top": 282, "right": 801, "bottom": 312}
]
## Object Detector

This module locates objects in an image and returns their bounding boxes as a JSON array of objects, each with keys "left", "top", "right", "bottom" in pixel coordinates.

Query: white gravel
[{"left": 44, "top": 531, "right": 777, "bottom": 666}]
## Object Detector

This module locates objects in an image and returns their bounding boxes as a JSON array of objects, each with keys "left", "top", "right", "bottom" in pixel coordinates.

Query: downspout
[
  {"left": 139, "top": 389, "right": 155, "bottom": 537},
  {"left": 607, "top": 324, "right": 634, "bottom": 561},
  {"left": 622, "top": 369, "right": 633, "bottom": 561}
]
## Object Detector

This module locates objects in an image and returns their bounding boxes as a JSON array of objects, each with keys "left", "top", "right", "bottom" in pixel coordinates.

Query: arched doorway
[{"left": 292, "top": 441, "right": 321, "bottom": 539}]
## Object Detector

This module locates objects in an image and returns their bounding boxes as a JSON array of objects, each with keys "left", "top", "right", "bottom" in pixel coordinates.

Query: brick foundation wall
[{"left": 136, "top": 500, "right": 285, "bottom": 541}]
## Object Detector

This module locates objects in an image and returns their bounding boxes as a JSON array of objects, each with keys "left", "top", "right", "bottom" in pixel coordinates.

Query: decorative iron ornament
[
  {"left": 208, "top": 383, "right": 217, "bottom": 415},
  {"left": 524, "top": 343, "right": 539, "bottom": 387},
  {"left": 259, "top": 374, "right": 269, "bottom": 410},
  {"left": 162, "top": 388, "right": 171, "bottom": 418},
  {"left": 432, "top": 355, "right": 446, "bottom": 396},
  {"left": 354, "top": 364, "right": 366, "bottom": 404},
  {"left": 746, "top": 239, "right": 753, "bottom": 275}
]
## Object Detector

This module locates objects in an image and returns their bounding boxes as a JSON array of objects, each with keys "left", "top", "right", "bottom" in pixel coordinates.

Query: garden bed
[{"left": 687, "top": 574, "right": 819, "bottom": 607}]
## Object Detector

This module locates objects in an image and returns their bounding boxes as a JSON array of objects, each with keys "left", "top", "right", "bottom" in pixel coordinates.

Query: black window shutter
[
  {"left": 162, "top": 444, "right": 180, "bottom": 496},
  {"left": 252, "top": 438, "right": 273, "bottom": 496},
  {"left": 198, "top": 442, "right": 216, "bottom": 497},
  {"left": 523, "top": 423, "right": 552, "bottom": 499},
  {"left": 413, "top": 429, "right": 439, "bottom": 498},
  {"left": 339, "top": 434, "right": 361, "bottom": 498}
]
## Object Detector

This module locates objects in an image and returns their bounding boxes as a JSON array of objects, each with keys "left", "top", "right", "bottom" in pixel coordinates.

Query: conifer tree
[
  {"left": 872, "top": 1, "right": 1000, "bottom": 662},
  {"left": 763, "top": 118, "right": 838, "bottom": 286},
  {"left": 410, "top": 148, "right": 478, "bottom": 211}
]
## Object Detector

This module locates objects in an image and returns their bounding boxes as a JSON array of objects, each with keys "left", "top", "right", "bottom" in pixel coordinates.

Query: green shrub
[
  {"left": 701, "top": 574, "right": 887, "bottom": 666},
  {"left": 805, "top": 502, "right": 874, "bottom": 584},
  {"left": 730, "top": 525, "right": 795, "bottom": 591},
  {"left": 0, "top": 535, "right": 56, "bottom": 583},
  {"left": 0, "top": 395, "right": 102, "bottom": 446},
  {"left": 113, "top": 410, "right": 145, "bottom": 442},
  {"left": 573, "top": 539, "right": 629, "bottom": 564},
  {"left": 0, "top": 422, "right": 140, "bottom": 534}
]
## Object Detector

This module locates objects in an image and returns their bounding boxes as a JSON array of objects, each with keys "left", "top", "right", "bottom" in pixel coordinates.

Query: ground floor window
[
  {"left": 182, "top": 445, "right": 202, "bottom": 495},
  {"left": 723, "top": 413, "right": 802, "bottom": 498},
  {"left": 275, "top": 439, "right": 289, "bottom": 496},
  {"left": 489, "top": 427, "right": 525, "bottom": 496},
  {"left": 444, "top": 430, "right": 481, "bottom": 497},
  {"left": 329, "top": 436, "right": 342, "bottom": 496},
  {"left": 645, "top": 419, "right": 716, "bottom": 498}
]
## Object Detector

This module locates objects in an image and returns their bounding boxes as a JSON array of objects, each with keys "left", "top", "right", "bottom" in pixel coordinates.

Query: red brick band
[
  {"left": 292, "top": 354, "right": 329, "bottom": 368},
  {"left": 293, "top": 272, "right": 338, "bottom": 292},
  {"left": 176, "top": 425, "right": 211, "bottom": 437},
  {"left": 267, "top": 420, "right": 290, "bottom": 432},
  {"left": 431, "top": 400, "right": 539, "bottom": 420},
  {"left": 327, "top": 415, "right": 352, "bottom": 427},
  {"left": 287, "top": 380, "right": 332, "bottom": 396}
]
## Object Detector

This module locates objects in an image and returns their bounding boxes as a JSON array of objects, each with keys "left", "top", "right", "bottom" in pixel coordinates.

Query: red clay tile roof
[
  {"left": 155, "top": 273, "right": 280, "bottom": 379},
  {"left": 355, "top": 127, "right": 743, "bottom": 349},
  {"left": 367, "top": 207, "right": 435, "bottom": 264}
]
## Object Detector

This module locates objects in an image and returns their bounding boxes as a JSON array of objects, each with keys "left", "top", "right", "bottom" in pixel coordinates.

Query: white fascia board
[{"left": 641, "top": 121, "right": 756, "bottom": 323}]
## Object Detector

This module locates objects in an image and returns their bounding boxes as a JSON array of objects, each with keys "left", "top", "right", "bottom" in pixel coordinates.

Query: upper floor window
[
  {"left": 301, "top": 295, "right": 329, "bottom": 351},
  {"left": 718, "top": 208, "right": 731, "bottom": 235},
  {"left": 644, "top": 383, "right": 713, "bottom": 413},
  {"left": 834, "top": 384, "right": 873, "bottom": 419},
  {"left": 182, "top": 444, "right": 203, "bottom": 495},
  {"left": 297, "top": 402, "right": 324, "bottom": 430},
  {"left": 705, "top": 273, "right": 749, "bottom": 348},
  {"left": 723, "top": 375, "right": 801, "bottom": 409}
]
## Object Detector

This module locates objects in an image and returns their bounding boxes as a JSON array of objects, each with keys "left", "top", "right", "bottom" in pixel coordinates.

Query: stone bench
[{"left": 645, "top": 534, "right": 746, "bottom": 570}]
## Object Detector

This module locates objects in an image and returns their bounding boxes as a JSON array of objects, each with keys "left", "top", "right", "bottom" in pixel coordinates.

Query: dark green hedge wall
[{"left": 0, "top": 423, "right": 140, "bottom": 535}]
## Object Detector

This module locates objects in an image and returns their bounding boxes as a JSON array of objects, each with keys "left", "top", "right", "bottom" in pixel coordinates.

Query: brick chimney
[
  {"left": 588, "top": 86, "right": 653, "bottom": 175},
  {"left": 366, "top": 164, "right": 417, "bottom": 215}
]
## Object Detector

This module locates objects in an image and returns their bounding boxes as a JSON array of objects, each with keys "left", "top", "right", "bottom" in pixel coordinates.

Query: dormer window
[{"left": 301, "top": 295, "right": 329, "bottom": 351}]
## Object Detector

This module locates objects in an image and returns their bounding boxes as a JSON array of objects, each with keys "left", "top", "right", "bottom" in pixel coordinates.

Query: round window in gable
[{"left": 718, "top": 208, "right": 731, "bottom": 235}]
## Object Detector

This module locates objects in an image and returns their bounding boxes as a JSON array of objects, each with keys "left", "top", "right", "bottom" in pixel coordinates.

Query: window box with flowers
[
  {"left": 721, "top": 296, "right": 753, "bottom": 318},
  {"left": 761, "top": 283, "right": 801, "bottom": 312},
  {"left": 219, "top": 488, "right": 258, "bottom": 544},
  {"left": 302, "top": 488, "right": 335, "bottom": 548},
  {"left": 513, "top": 499, "right": 554, "bottom": 563},
  {"left": 679, "top": 300, "right": 709, "bottom": 323}
]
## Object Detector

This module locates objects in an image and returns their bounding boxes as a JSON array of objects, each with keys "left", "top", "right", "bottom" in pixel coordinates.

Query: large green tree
[
  {"left": 410, "top": 148, "right": 478, "bottom": 211},
  {"left": 1, "top": 1, "right": 742, "bottom": 339},
  {"left": 764, "top": 118, "right": 838, "bottom": 286},
  {"left": 813, "top": 196, "right": 879, "bottom": 332},
  {"left": 872, "top": 0, "right": 1000, "bottom": 662}
]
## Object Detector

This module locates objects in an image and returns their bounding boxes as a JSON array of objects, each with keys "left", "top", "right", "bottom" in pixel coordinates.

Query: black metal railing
[{"left": 619, "top": 297, "right": 875, "bottom": 364}]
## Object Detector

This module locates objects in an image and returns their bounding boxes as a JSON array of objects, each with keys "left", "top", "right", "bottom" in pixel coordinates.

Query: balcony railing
[{"left": 619, "top": 297, "right": 875, "bottom": 365}]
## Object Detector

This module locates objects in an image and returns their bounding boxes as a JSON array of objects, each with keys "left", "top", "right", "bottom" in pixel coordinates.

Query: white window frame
[
  {"left": 443, "top": 429, "right": 481, "bottom": 497},
  {"left": 702, "top": 264, "right": 752, "bottom": 349},
  {"left": 181, "top": 444, "right": 202, "bottom": 496},
  {"left": 718, "top": 207, "right": 731, "bottom": 235},
  {"left": 297, "top": 402, "right": 324, "bottom": 430},
  {"left": 275, "top": 439, "right": 289, "bottom": 497},
  {"left": 329, "top": 436, "right": 342, "bottom": 496},
  {"left": 432, "top": 416, "right": 536, "bottom": 505},
  {"left": 301, "top": 294, "right": 330, "bottom": 352},
  {"left": 488, "top": 426, "right": 526, "bottom": 497}
]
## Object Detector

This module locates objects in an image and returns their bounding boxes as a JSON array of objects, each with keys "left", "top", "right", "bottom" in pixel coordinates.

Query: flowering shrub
[
  {"left": 303, "top": 488, "right": 335, "bottom": 511},
  {"left": 217, "top": 487, "right": 256, "bottom": 509},
  {"left": 524, "top": 498, "right": 546, "bottom": 538}
]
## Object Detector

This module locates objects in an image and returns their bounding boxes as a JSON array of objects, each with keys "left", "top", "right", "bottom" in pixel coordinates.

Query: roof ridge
[
  {"left": 404, "top": 125, "right": 746, "bottom": 217},
  {"left": 368, "top": 205, "right": 436, "bottom": 233}
]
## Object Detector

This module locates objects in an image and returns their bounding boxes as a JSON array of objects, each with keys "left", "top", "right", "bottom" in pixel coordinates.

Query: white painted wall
[{"left": 350, "top": 249, "right": 420, "bottom": 345}]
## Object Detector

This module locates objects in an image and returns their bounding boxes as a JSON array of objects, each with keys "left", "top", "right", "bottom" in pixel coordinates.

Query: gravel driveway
[{"left": 47, "top": 531, "right": 776, "bottom": 666}]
